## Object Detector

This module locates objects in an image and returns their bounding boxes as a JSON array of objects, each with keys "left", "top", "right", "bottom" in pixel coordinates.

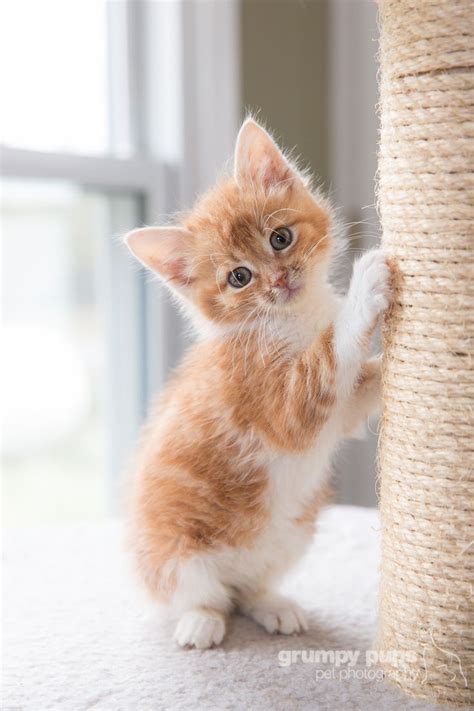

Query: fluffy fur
[{"left": 125, "top": 119, "right": 392, "bottom": 649}]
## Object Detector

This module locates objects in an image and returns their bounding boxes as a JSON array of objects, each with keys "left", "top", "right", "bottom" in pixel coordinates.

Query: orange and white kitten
[{"left": 125, "top": 119, "right": 392, "bottom": 649}]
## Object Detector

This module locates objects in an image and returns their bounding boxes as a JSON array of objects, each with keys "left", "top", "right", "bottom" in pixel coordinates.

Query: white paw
[
  {"left": 245, "top": 595, "right": 309, "bottom": 635},
  {"left": 174, "top": 609, "right": 226, "bottom": 650},
  {"left": 349, "top": 250, "right": 392, "bottom": 327}
]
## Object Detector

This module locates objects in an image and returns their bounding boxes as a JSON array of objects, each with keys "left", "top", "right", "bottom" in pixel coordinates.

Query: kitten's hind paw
[
  {"left": 174, "top": 608, "right": 226, "bottom": 649},
  {"left": 240, "top": 593, "right": 308, "bottom": 635}
]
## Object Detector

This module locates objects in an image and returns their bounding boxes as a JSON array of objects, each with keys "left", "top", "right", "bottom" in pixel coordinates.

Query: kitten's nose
[{"left": 273, "top": 270, "right": 289, "bottom": 289}]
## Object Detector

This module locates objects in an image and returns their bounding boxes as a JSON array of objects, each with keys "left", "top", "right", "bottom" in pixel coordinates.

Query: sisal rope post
[{"left": 377, "top": 0, "right": 474, "bottom": 705}]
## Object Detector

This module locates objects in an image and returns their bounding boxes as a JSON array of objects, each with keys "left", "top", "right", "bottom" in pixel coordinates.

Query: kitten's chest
[{"left": 265, "top": 426, "right": 337, "bottom": 524}]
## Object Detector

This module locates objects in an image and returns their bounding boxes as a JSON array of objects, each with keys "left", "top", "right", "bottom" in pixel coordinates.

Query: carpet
[{"left": 3, "top": 506, "right": 446, "bottom": 710}]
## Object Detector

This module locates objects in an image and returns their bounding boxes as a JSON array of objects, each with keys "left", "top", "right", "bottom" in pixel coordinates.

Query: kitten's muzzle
[{"left": 272, "top": 269, "right": 301, "bottom": 302}]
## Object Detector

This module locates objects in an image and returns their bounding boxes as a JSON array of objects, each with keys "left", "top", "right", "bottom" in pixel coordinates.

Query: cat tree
[{"left": 377, "top": 0, "right": 473, "bottom": 705}]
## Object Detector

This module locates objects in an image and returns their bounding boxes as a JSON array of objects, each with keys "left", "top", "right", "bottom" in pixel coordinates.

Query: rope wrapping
[{"left": 377, "top": 0, "right": 474, "bottom": 705}]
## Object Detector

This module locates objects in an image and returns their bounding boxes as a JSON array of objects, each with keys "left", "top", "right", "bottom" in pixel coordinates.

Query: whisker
[{"left": 262, "top": 207, "right": 301, "bottom": 233}]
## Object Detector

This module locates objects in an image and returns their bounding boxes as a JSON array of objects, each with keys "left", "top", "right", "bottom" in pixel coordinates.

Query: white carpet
[{"left": 3, "top": 506, "right": 446, "bottom": 710}]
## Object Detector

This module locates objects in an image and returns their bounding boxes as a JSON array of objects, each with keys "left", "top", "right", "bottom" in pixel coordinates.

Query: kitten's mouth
[{"left": 279, "top": 284, "right": 302, "bottom": 303}]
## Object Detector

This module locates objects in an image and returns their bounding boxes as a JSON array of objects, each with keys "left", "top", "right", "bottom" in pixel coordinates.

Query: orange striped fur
[{"left": 125, "top": 119, "right": 392, "bottom": 648}]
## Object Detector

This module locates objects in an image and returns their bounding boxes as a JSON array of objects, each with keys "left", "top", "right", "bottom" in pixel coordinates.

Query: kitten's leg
[
  {"left": 342, "top": 356, "right": 382, "bottom": 439},
  {"left": 238, "top": 590, "right": 309, "bottom": 635},
  {"left": 244, "top": 252, "right": 391, "bottom": 453},
  {"left": 335, "top": 250, "right": 392, "bottom": 399},
  {"left": 172, "top": 557, "right": 233, "bottom": 649}
]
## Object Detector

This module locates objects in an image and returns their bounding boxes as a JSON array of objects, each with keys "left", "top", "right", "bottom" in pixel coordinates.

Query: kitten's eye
[
  {"left": 228, "top": 266, "right": 252, "bottom": 288},
  {"left": 270, "top": 226, "right": 293, "bottom": 251}
]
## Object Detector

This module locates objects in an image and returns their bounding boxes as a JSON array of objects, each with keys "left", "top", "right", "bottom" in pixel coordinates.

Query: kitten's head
[{"left": 126, "top": 119, "right": 334, "bottom": 332}]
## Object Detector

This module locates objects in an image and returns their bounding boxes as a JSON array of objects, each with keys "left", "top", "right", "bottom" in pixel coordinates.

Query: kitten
[{"left": 125, "top": 119, "right": 392, "bottom": 649}]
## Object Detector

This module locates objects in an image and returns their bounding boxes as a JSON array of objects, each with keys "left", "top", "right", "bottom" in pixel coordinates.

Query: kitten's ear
[
  {"left": 125, "top": 226, "right": 193, "bottom": 287},
  {"left": 234, "top": 118, "right": 294, "bottom": 190}
]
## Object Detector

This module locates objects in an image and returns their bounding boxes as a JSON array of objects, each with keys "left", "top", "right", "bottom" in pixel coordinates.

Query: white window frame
[{"left": 1, "top": 0, "right": 241, "bottom": 512}]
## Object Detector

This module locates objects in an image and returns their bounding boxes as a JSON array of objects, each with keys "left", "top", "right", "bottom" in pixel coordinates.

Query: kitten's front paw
[
  {"left": 241, "top": 593, "right": 309, "bottom": 635},
  {"left": 174, "top": 608, "right": 226, "bottom": 649},
  {"left": 349, "top": 250, "right": 393, "bottom": 328}
]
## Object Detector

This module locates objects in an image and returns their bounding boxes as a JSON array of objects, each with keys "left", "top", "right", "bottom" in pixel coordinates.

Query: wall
[
  {"left": 240, "top": 0, "right": 330, "bottom": 186},
  {"left": 329, "top": 0, "right": 380, "bottom": 507}
]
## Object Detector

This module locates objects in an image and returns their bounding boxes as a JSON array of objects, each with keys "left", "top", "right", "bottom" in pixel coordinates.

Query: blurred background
[{"left": 1, "top": 0, "right": 380, "bottom": 526}]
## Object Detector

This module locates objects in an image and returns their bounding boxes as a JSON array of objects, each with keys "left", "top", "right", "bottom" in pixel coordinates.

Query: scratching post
[{"left": 377, "top": 0, "right": 473, "bottom": 705}]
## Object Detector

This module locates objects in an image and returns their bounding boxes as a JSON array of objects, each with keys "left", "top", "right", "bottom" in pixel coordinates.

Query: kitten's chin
[
  {"left": 282, "top": 285, "right": 302, "bottom": 303},
  {"left": 276, "top": 281, "right": 321, "bottom": 319},
  {"left": 275, "top": 284, "right": 307, "bottom": 311}
]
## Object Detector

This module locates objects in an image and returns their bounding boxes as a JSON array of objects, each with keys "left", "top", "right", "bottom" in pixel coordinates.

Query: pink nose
[{"left": 273, "top": 270, "right": 289, "bottom": 289}]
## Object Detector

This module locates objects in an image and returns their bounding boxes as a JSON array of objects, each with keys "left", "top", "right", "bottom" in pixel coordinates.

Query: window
[
  {"left": 0, "top": 3, "right": 166, "bottom": 525},
  {"left": 1, "top": 1, "right": 109, "bottom": 156},
  {"left": 4, "top": 181, "right": 106, "bottom": 522},
  {"left": 1, "top": 0, "right": 240, "bottom": 525}
]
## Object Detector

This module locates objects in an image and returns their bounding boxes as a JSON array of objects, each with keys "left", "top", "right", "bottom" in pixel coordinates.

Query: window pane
[
  {"left": 1, "top": 179, "right": 140, "bottom": 525},
  {"left": 0, "top": 1, "right": 108, "bottom": 155}
]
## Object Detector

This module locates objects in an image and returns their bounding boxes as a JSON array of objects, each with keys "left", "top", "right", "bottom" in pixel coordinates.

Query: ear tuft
[
  {"left": 125, "top": 226, "right": 193, "bottom": 287},
  {"left": 234, "top": 119, "right": 294, "bottom": 190}
]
